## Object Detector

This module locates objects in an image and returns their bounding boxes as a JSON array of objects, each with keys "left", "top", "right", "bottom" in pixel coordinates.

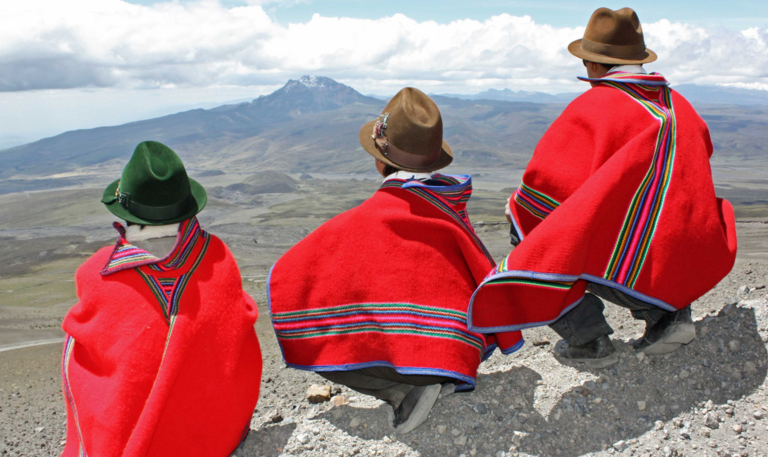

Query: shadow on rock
[
  {"left": 316, "top": 306, "right": 767, "bottom": 457},
  {"left": 515, "top": 306, "right": 767, "bottom": 456},
  {"left": 241, "top": 422, "right": 297, "bottom": 457}
]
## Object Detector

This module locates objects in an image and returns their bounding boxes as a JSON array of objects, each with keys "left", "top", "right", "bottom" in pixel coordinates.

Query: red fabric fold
[
  {"left": 61, "top": 219, "right": 262, "bottom": 457},
  {"left": 469, "top": 73, "right": 737, "bottom": 341},
  {"left": 268, "top": 175, "right": 514, "bottom": 388}
]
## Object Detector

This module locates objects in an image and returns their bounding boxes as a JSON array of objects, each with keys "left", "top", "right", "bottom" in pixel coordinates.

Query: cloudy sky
[{"left": 1, "top": 0, "right": 767, "bottom": 148}]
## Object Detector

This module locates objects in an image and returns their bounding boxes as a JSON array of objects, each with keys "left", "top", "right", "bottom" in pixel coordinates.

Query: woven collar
[
  {"left": 380, "top": 173, "right": 472, "bottom": 208},
  {"left": 101, "top": 217, "right": 205, "bottom": 276},
  {"left": 578, "top": 71, "right": 669, "bottom": 86}
]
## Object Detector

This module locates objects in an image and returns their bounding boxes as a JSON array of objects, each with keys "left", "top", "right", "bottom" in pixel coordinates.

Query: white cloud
[
  {"left": 719, "top": 82, "right": 768, "bottom": 91},
  {"left": 1, "top": 0, "right": 767, "bottom": 95}
]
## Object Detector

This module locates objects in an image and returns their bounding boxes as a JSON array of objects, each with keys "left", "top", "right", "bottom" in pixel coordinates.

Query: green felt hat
[{"left": 102, "top": 141, "right": 207, "bottom": 225}]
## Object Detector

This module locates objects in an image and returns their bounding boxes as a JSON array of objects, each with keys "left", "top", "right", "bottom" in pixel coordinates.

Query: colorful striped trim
[
  {"left": 137, "top": 273, "right": 180, "bottom": 323},
  {"left": 577, "top": 71, "right": 670, "bottom": 87},
  {"left": 159, "top": 235, "right": 210, "bottom": 354},
  {"left": 513, "top": 182, "right": 561, "bottom": 220},
  {"left": 469, "top": 289, "right": 586, "bottom": 334},
  {"left": 272, "top": 302, "right": 485, "bottom": 352},
  {"left": 266, "top": 267, "right": 508, "bottom": 389},
  {"left": 273, "top": 302, "right": 467, "bottom": 321},
  {"left": 101, "top": 218, "right": 205, "bottom": 275},
  {"left": 467, "top": 268, "right": 678, "bottom": 334},
  {"left": 381, "top": 174, "right": 495, "bottom": 265},
  {"left": 602, "top": 81, "right": 677, "bottom": 288},
  {"left": 106, "top": 245, "right": 158, "bottom": 270},
  {"left": 137, "top": 235, "right": 210, "bottom": 328},
  {"left": 62, "top": 336, "right": 88, "bottom": 457},
  {"left": 277, "top": 323, "right": 483, "bottom": 350},
  {"left": 151, "top": 218, "right": 204, "bottom": 271},
  {"left": 485, "top": 276, "right": 574, "bottom": 290}
]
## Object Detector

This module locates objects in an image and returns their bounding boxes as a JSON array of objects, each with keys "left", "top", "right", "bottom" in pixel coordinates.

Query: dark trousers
[
  {"left": 549, "top": 283, "right": 673, "bottom": 346},
  {"left": 319, "top": 366, "right": 452, "bottom": 407}
]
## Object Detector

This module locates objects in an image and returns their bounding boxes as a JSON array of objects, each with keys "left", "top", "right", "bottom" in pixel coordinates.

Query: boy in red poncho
[
  {"left": 60, "top": 141, "right": 262, "bottom": 457},
  {"left": 268, "top": 88, "right": 509, "bottom": 434},
  {"left": 468, "top": 8, "right": 737, "bottom": 368}
]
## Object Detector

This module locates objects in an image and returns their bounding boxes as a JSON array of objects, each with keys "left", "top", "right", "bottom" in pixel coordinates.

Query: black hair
[
  {"left": 382, "top": 163, "right": 402, "bottom": 177},
  {"left": 582, "top": 59, "right": 616, "bottom": 71}
]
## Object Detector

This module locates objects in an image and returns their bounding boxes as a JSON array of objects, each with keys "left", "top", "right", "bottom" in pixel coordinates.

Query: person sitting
[
  {"left": 60, "top": 141, "right": 262, "bottom": 457},
  {"left": 268, "top": 88, "right": 513, "bottom": 434},
  {"left": 468, "top": 8, "right": 737, "bottom": 368}
]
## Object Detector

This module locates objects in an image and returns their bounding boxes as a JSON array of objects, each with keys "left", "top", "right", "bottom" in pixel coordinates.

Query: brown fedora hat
[
  {"left": 359, "top": 87, "right": 453, "bottom": 173},
  {"left": 568, "top": 7, "right": 657, "bottom": 65}
]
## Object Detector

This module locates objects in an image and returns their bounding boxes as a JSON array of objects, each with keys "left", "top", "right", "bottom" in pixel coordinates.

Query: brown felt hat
[
  {"left": 359, "top": 87, "right": 452, "bottom": 173},
  {"left": 568, "top": 7, "right": 657, "bottom": 65}
]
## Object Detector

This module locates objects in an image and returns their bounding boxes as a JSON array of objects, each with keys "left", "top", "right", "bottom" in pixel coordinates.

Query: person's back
[
  {"left": 61, "top": 142, "right": 262, "bottom": 457},
  {"left": 468, "top": 8, "right": 737, "bottom": 367},
  {"left": 270, "top": 173, "right": 497, "bottom": 377},
  {"left": 268, "top": 88, "right": 509, "bottom": 434}
]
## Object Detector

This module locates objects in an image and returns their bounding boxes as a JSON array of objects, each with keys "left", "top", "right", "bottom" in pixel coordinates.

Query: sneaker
[
  {"left": 553, "top": 335, "right": 619, "bottom": 368},
  {"left": 633, "top": 306, "right": 696, "bottom": 355},
  {"left": 392, "top": 384, "right": 441, "bottom": 434}
]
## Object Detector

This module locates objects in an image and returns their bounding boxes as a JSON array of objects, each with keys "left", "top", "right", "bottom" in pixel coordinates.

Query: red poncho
[
  {"left": 468, "top": 72, "right": 738, "bottom": 348},
  {"left": 61, "top": 218, "right": 262, "bottom": 457},
  {"left": 268, "top": 175, "right": 519, "bottom": 389}
]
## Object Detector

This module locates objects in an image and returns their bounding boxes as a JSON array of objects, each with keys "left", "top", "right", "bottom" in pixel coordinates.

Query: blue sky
[{"left": 126, "top": 0, "right": 768, "bottom": 29}]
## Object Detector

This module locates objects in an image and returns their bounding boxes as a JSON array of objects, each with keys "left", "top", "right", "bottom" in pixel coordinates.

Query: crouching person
[
  {"left": 468, "top": 8, "right": 738, "bottom": 368},
  {"left": 268, "top": 88, "right": 511, "bottom": 434},
  {"left": 61, "top": 141, "right": 262, "bottom": 457}
]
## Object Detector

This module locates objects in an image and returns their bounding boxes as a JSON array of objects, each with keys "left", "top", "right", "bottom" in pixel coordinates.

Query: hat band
[
  {"left": 373, "top": 137, "right": 442, "bottom": 170},
  {"left": 124, "top": 193, "right": 195, "bottom": 222},
  {"left": 581, "top": 38, "right": 647, "bottom": 59},
  {"left": 371, "top": 120, "right": 442, "bottom": 170}
]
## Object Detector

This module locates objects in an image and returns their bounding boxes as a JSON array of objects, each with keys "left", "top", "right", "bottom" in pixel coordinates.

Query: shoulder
[
  {"left": 537, "top": 87, "right": 627, "bottom": 142},
  {"left": 199, "top": 232, "right": 237, "bottom": 267},
  {"left": 554, "top": 84, "right": 664, "bottom": 134},
  {"left": 194, "top": 233, "right": 246, "bottom": 283},
  {"left": 561, "top": 85, "right": 636, "bottom": 117},
  {"left": 670, "top": 89, "right": 707, "bottom": 124},
  {"left": 277, "top": 193, "right": 386, "bottom": 255},
  {"left": 75, "top": 245, "right": 115, "bottom": 281},
  {"left": 317, "top": 193, "right": 387, "bottom": 230},
  {"left": 670, "top": 89, "right": 694, "bottom": 109}
]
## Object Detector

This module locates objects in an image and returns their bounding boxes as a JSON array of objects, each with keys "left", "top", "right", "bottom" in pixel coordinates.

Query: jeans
[
  {"left": 318, "top": 366, "right": 452, "bottom": 407},
  {"left": 549, "top": 283, "right": 673, "bottom": 346}
]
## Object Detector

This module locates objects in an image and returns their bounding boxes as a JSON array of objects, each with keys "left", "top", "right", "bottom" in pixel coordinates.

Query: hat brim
[
  {"left": 358, "top": 120, "right": 453, "bottom": 173},
  {"left": 568, "top": 39, "right": 657, "bottom": 65},
  {"left": 102, "top": 178, "right": 208, "bottom": 226}
]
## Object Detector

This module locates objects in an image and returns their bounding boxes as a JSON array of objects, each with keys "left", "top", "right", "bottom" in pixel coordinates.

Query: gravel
[{"left": 2, "top": 256, "right": 768, "bottom": 457}]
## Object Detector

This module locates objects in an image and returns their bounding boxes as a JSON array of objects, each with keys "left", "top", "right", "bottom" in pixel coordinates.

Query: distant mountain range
[
  {"left": 0, "top": 76, "right": 382, "bottom": 178},
  {"left": 436, "top": 89, "right": 581, "bottom": 104},
  {"left": 1, "top": 76, "right": 767, "bottom": 182},
  {"left": 437, "top": 84, "right": 768, "bottom": 107}
]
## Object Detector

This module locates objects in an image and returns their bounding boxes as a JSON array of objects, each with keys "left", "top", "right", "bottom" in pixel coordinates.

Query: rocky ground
[{"left": 2, "top": 258, "right": 766, "bottom": 457}]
